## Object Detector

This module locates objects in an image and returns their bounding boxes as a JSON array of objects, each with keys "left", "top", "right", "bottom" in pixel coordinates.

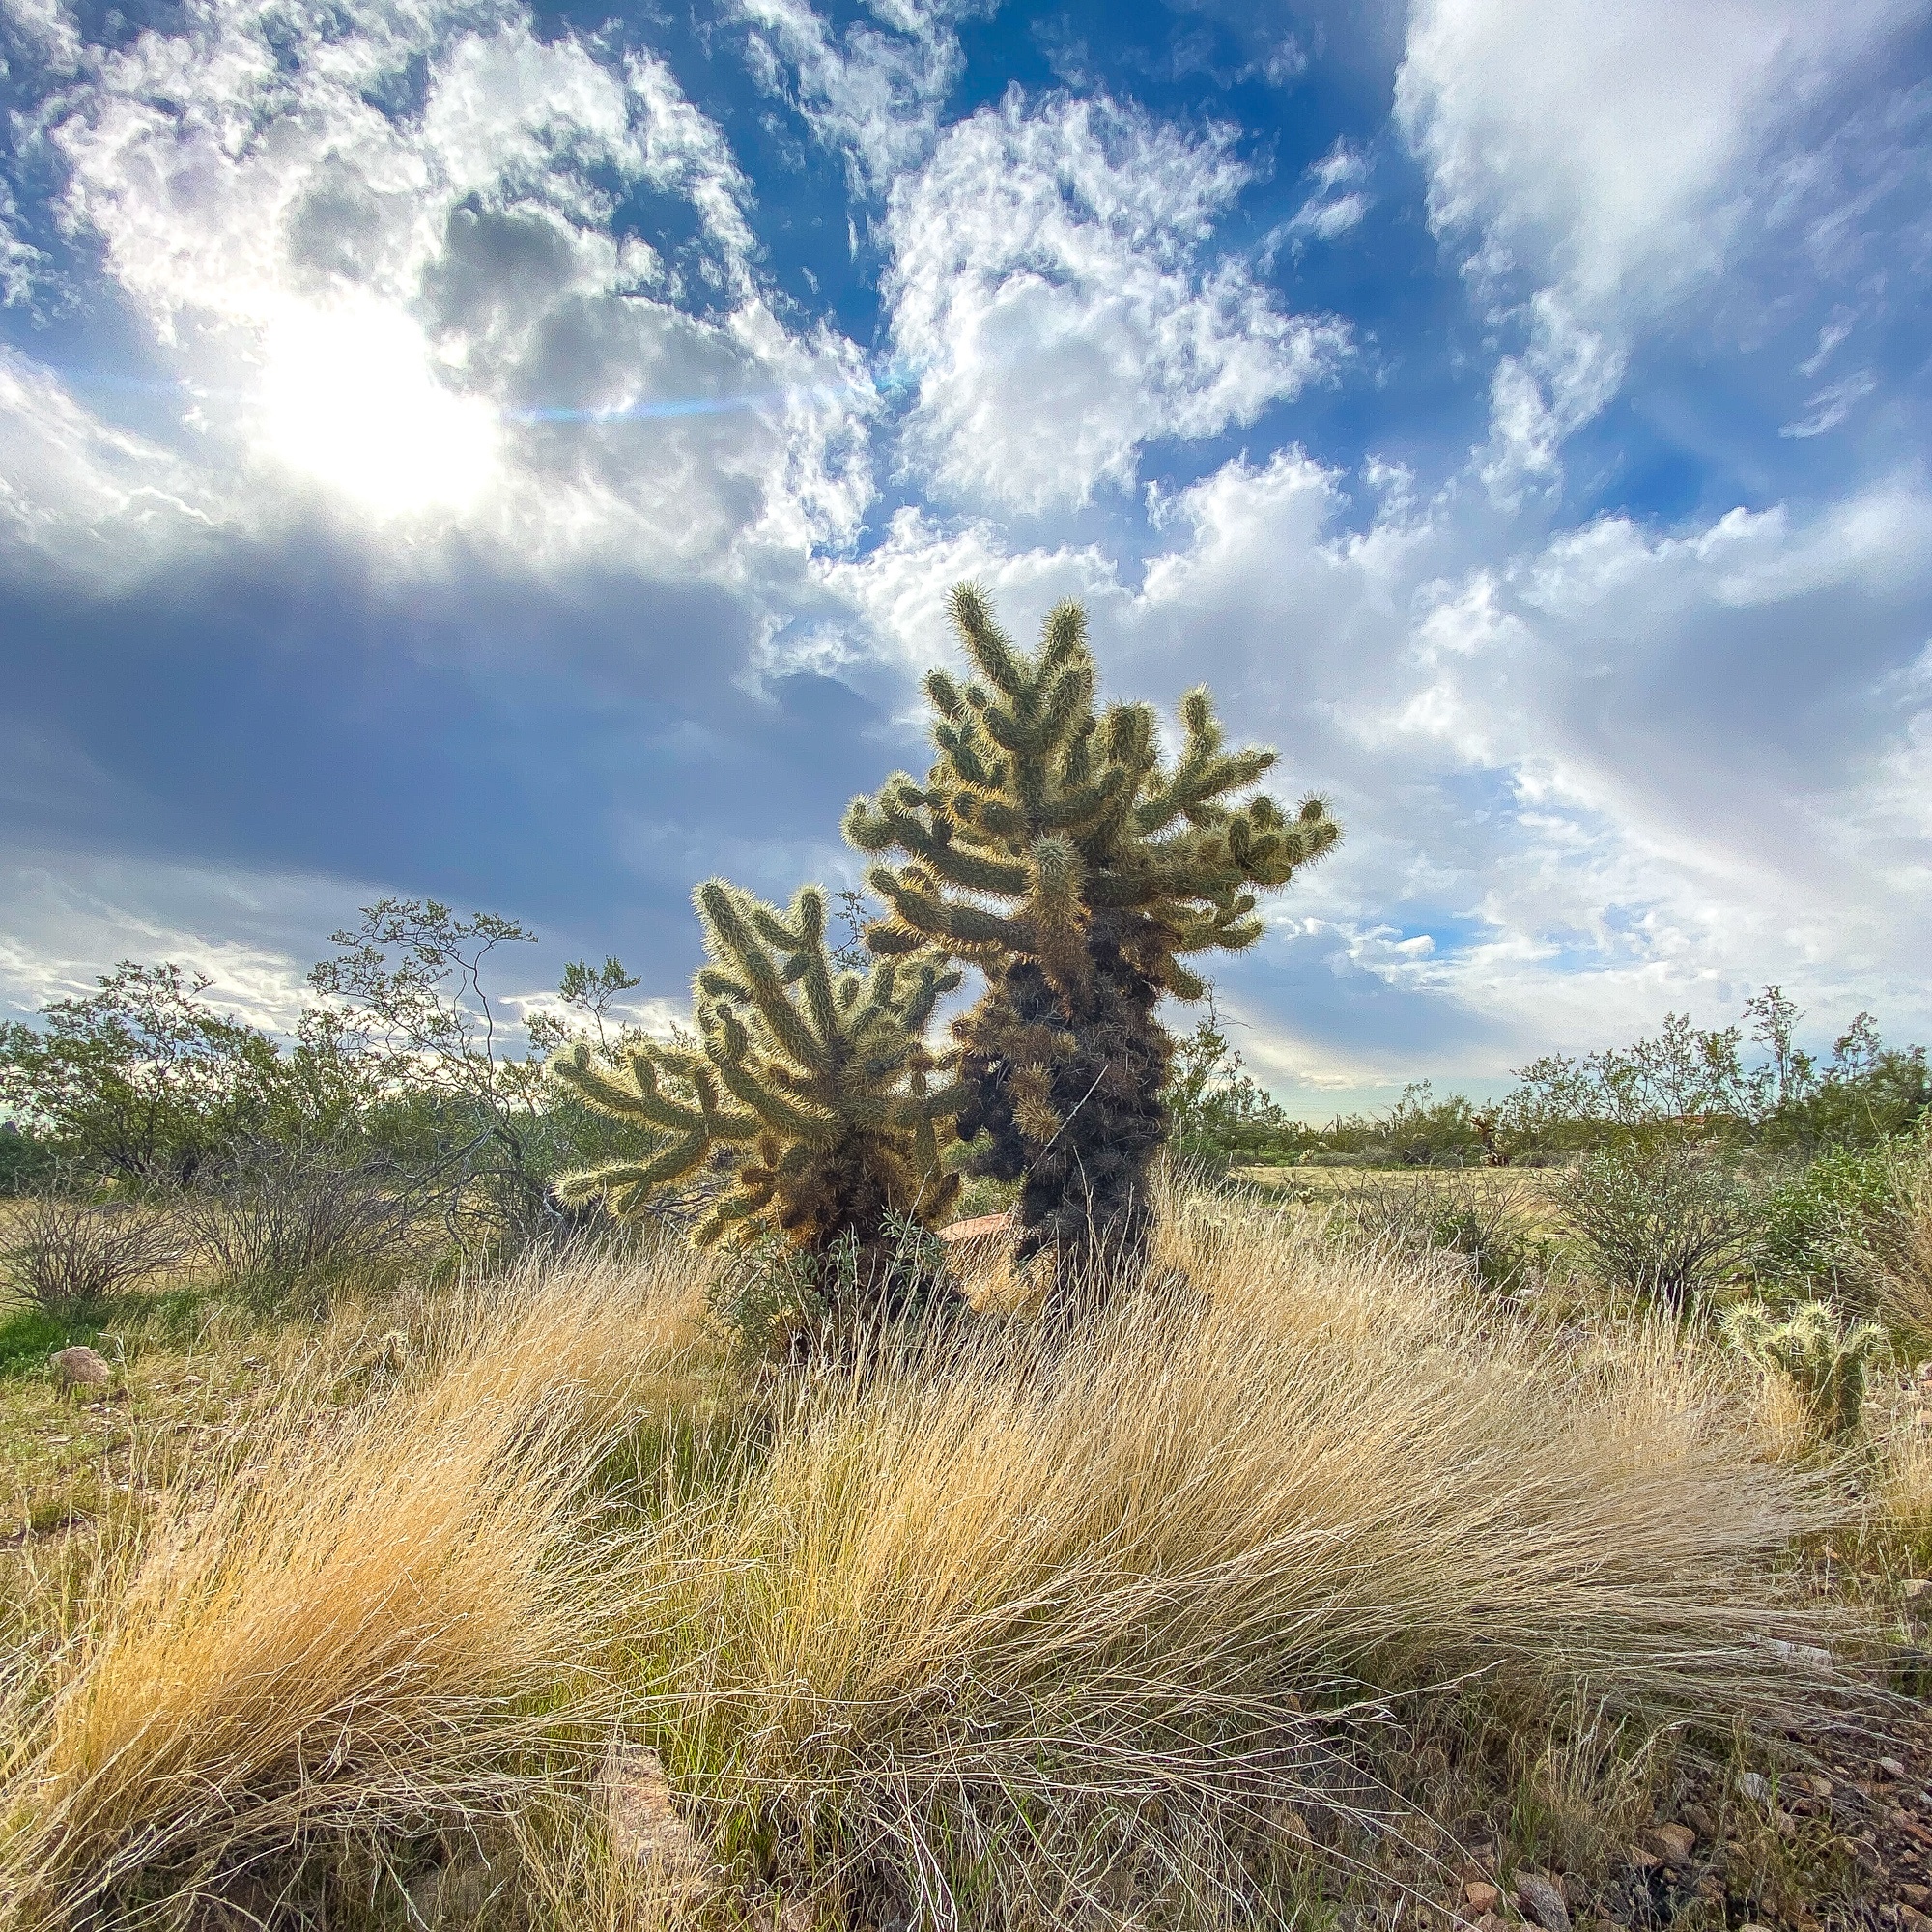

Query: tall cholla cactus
[
  {"left": 552, "top": 880, "right": 966, "bottom": 1281},
  {"left": 1723, "top": 1298, "right": 1884, "bottom": 1440},
  {"left": 844, "top": 585, "right": 1340, "bottom": 1299}
]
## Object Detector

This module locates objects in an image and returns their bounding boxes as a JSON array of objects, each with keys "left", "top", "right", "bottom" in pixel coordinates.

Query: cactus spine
[
  {"left": 844, "top": 584, "right": 1340, "bottom": 1305},
  {"left": 553, "top": 880, "right": 966, "bottom": 1295},
  {"left": 1723, "top": 1298, "right": 1883, "bottom": 1439}
]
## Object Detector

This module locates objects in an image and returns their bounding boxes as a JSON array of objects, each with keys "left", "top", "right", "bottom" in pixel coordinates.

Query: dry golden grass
[
  {"left": 0, "top": 1187, "right": 1886, "bottom": 1930},
  {"left": 0, "top": 1243, "right": 713, "bottom": 1927}
]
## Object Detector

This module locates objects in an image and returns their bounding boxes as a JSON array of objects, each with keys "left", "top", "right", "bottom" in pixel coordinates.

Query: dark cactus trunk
[{"left": 953, "top": 919, "right": 1171, "bottom": 1320}]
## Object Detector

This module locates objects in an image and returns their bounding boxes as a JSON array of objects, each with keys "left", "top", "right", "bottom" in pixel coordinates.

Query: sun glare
[{"left": 256, "top": 300, "right": 499, "bottom": 518}]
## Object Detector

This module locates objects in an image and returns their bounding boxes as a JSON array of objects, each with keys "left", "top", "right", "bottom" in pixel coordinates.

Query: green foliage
[
  {"left": 1491, "top": 990, "right": 1927, "bottom": 1161},
  {"left": 1754, "top": 1144, "right": 1897, "bottom": 1297},
  {"left": 1319, "top": 1082, "right": 1490, "bottom": 1167},
  {"left": 0, "top": 964, "right": 295, "bottom": 1186},
  {"left": 1551, "top": 1136, "right": 1760, "bottom": 1309},
  {"left": 708, "top": 1210, "right": 955, "bottom": 1360},
  {"left": 1164, "top": 1003, "right": 1309, "bottom": 1174},
  {"left": 846, "top": 584, "right": 1340, "bottom": 1292},
  {"left": 1723, "top": 1298, "right": 1883, "bottom": 1439},
  {"left": 0, "top": 1122, "right": 55, "bottom": 1194},
  {"left": 554, "top": 880, "right": 966, "bottom": 1282}
]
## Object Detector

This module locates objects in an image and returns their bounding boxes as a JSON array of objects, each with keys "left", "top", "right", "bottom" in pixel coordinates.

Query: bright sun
[{"left": 256, "top": 298, "right": 500, "bottom": 518}]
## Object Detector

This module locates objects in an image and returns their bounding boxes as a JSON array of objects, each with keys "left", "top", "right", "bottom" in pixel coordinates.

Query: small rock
[
  {"left": 1681, "top": 1804, "right": 1717, "bottom": 1840},
  {"left": 1641, "top": 1824, "right": 1696, "bottom": 1865},
  {"left": 50, "top": 1346, "right": 111, "bottom": 1387},
  {"left": 599, "top": 1740, "right": 710, "bottom": 1888},
  {"left": 1771, "top": 1807, "right": 1800, "bottom": 1834},
  {"left": 1736, "top": 1924, "right": 1775, "bottom": 1932},
  {"left": 1905, "top": 1885, "right": 1931, "bottom": 1907},
  {"left": 1561, "top": 1875, "right": 1587, "bottom": 1910},
  {"left": 1280, "top": 1808, "right": 1314, "bottom": 1844},
  {"left": 1463, "top": 1882, "right": 1501, "bottom": 1914},
  {"left": 1624, "top": 1845, "right": 1660, "bottom": 1871},
  {"left": 1738, "top": 1772, "right": 1771, "bottom": 1804},
  {"left": 1476, "top": 1915, "right": 1510, "bottom": 1932},
  {"left": 1902, "top": 1908, "right": 1932, "bottom": 1932},
  {"left": 1882, "top": 1757, "right": 1910, "bottom": 1780},
  {"left": 1515, "top": 1871, "right": 1572, "bottom": 1932},
  {"left": 1805, "top": 1774, "right": 1834, "bottom": 1798},
  {"left": 1904, "top": 1580, "right": 1932, "bottom": 1602}
]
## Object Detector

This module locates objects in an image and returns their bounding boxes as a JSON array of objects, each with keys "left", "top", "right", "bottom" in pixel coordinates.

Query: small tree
[
  {"left": 845, "top": 585, "right": 1339, "bottom": 1304},
  {"left": 552, "top": 881, "right": 965, "bottom": 1315},
  {"left": 308, "top": 900, "right": 574, "bottom": 1237},
  {"left": 1552, "top": 1136, "right": 1759, "bottom": 1310},
  {"left": 0, "top": 964, "right": 290, "bottom": 1186}
]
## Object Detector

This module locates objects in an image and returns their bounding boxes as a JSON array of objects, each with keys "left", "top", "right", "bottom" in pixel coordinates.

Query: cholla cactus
[
  {"left": 552, "top": 881, "right": 965, "bottom": 1281},
  {"left": 1723, "top": 1298, "right": 1885, "bottom": 1439},
  {"left": 844, "top": 584, "right": 1340, "bottom": 1302}
]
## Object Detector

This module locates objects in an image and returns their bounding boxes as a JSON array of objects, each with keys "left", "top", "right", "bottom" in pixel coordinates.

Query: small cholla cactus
[
  {"left": 844, "top": 584, "right": 1340, "bottom": 1310},
  {"left": 552, "top": 880, "right": 965, "bottom": 1304},
  {"left": 1723, "top": 1298, "right": 1885, "bottom": 1439}
]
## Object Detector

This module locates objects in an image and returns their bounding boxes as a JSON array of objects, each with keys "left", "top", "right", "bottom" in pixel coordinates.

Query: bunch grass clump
[
  {"left": 0, "top": 1245, "right": 708, "bottom": 1928},
  {"left": 0, "top": 1183, "right": 1874, "bottom": 1932}
]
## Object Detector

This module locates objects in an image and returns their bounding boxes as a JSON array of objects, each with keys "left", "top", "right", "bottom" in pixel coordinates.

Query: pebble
[
  {"left": 1738, "top": 1772, "right": 1771, "bottom": 1804},
  {"left": 1882, "top": 1758, "right": 1910, "bottom": 1780},
  {"left": 1464, "top": 1882, "right": 1501, "bottom": 1914},
  {"left": 1642, "top": 1824, "right": 1696, "bottom": 1864},
  {"left": 1515, "top": 1871, "right": 1572, "bottom": 1932},
  {"left": 50, "top": 1346, "right": 112, "bottom": 1387}
]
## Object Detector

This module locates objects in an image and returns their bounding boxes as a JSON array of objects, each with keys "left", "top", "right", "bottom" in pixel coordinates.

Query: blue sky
[{"left": 1, "top": 0, "right": 1928, "bottom": 1113}]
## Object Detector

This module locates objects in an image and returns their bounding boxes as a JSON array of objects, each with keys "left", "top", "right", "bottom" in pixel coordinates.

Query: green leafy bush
[
  {"left": 1754, "top": 1144, "right": 1896, "bottom": 1297},
  {"left": 1551, "top": 1138, "right": 1759, "bottom": 1309}
]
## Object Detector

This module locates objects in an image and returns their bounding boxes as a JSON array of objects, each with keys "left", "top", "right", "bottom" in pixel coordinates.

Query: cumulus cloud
[
  {"left": 5, "top": 0, "right": 877, "bottom": 577},
  {"left": 1397, "top": 0, "right": 1930, "bottom": 484},
  {"left": 732, "top": 0, "right": 983, "bottom": 193},
  {"left": 884, "top": 91, "right": 1350, "bottom": 515},
  {"left": 821, "top": 441, "right": 1932, "bottom": 1086}
]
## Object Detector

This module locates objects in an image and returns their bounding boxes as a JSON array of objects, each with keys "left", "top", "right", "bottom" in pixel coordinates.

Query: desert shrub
[
  {"left": 708, "top": 1209, "right": 958, "bottom": 1360},
  {"left": 1, "top": 1187, "right": 185, "bottom": 1318},
  {"left": 0, "top": 1245, "right": 694, "bottom": 1927},
  {"left": 0, "top": 1189, "right": 1872, "bottom": 1931},
  {"left": 1326, "top": 1174, "right": 1549, "bottom": 1295},
  {"left": 1723, "top": 1298, "right": 1884, "bottom": 1440},
  {"left": 1864, "top": 1127, "right": 1932, "bottom": 1355},
  {"left": 1755, "top": 1143, "right": 1896, "bottom": 1297},
  {"left": 180, "top": 1141, "right": 432, "bottom": 1314},
  {"left": 1551, "top": 1137, "right": 1760, "bottom": 1309}
]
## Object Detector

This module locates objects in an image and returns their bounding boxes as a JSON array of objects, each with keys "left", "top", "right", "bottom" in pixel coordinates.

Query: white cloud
[
  {"left": 6, "top": 0, "right": 877, "bottom": 572},
  {"left": 1277, "top": 139, "right": 1371, "bottom": 253},
  {"left": 884, "top": 91, "right": 1350, "bottom": 514},
  {"left": 1396, "top": 0, "right": 1930, "bottom": 483},
  {"left": 1779, "top": 369, "right": 1879, "bottom": 438},
  {"left": 1396, "top": 0, "right": 1925, "bottom": 313},
  {"left": 732, "top": 0, "right": 980, "bottom": 193}
]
